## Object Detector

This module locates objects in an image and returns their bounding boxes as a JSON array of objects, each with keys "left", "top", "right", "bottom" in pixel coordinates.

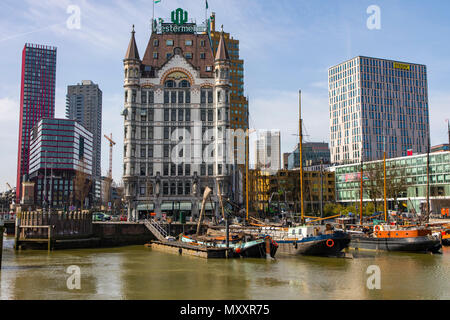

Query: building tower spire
[
  {"left": 215, "top": 26, "right": 230, "bottom": 61},
  {"left": 125, "top": 25, "right": 140, "bottom": 61}
]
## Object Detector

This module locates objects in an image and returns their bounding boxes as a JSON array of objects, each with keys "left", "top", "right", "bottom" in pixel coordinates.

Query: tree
[
  {"left": 386, "top": 163, "right": 407, "bottom": 211},
  {"left": 73, "top": 158, "right": 92, "bottom": 211},
  {"left": 364, "top": 162, "right": 384, "bottom": 212}
]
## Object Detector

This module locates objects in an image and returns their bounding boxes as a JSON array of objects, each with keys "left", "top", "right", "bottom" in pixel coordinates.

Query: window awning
[
  {"left": 137, "top": 203, "right": 154, "bottom": 211},
  {"left": 161, "top": 202, "right": 192, "bottom": 211}
]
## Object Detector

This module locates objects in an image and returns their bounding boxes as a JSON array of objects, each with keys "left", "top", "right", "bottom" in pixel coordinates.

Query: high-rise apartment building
[
  {"left": 328, "top": 56, "right": 429, "bottom": 165},
  {"left": 122, "top": 8, "right": 233, "bottom": 220},
  {"left": 16, "top": 43, "right": 57, "bottom": 203},
  {"left": 66, "top": 80, "right": 102, "bottom": 202},
  {"left": 66, "top": 80, "right": 102, "bottom": 179}
]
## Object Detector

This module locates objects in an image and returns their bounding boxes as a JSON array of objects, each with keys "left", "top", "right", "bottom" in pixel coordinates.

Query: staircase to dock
[{"left": 144, "top": 219, "right": 168, "bottom": 242}]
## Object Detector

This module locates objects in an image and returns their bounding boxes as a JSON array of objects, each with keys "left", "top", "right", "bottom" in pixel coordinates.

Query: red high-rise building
[{"left": 16, "top": 43, "right": 57, "bottom": 203}]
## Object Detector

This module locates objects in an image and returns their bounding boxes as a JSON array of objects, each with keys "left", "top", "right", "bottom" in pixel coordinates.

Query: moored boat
[
  {"left": 180, "top": 233, "right": 278, "bottom": 259},
  {"left": 442, "top": 229, "right": 450, "bottom": 246},
  {"left": 248, "top": 224, "right": 351, "bottom": 257},
  {"left": 349, "top": 224, "right": 442, "bottom": 253}
]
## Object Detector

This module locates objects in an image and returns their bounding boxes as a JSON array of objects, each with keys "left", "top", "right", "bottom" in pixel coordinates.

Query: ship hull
[
  {"left": 238, "top": 240, "right": 278, "bottom": 259},
  {"left": 350, "top": 235, "right": 442, "bottom": 253},
  {"left": 180, "top": 235, "right": 278, "bottom": 259},
  {"left": 275, "top": 232, "right": 350, "bottom": 256}
]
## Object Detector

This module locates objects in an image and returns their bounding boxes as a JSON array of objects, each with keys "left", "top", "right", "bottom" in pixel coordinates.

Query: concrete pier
[{"left": 149, "top": 241, "right": 233, "bottom": 259}]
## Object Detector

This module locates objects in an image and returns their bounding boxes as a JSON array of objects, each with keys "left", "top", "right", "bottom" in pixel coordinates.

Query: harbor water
[{"left": 0, "top": 235, "right": 449, "bottom": 300}]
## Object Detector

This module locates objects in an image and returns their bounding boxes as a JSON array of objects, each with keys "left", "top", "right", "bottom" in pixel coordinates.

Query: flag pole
[
  {"left": 205, "top": 0, "right": 208, "bottom": 26},
  {"left": 152, "top": 0, "right": 155, "bottom": 32}
]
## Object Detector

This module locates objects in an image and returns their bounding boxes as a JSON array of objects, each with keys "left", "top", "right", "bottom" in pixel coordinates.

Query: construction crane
[{"left": 104, "top": 134, "right": 116, "bottom": 179}]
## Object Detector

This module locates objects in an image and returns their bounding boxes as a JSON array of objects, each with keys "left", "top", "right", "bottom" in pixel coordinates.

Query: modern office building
[
  {"left": 28, "top": 118, "right": 93, "bottom": 209},
  {"left": 255, "top": 130, "right": 281, "bottom": 173},
  {"left": 328, "top": 56, "right": 429, "bottom": 165},
  {"left": 334, "top": 152, "right": 450, "bottom": 215},
  {"left": 16, "top": 43, "right": 57, "bottom": 203},
  {"left": 287, "top": 142, "right": 331, "bottom": 170},
  {"left": 210, "top": 12, "right": 248, "bottom": 131},
  {"left": 122, "top": 8, "right": 233, "bottom": 220}
]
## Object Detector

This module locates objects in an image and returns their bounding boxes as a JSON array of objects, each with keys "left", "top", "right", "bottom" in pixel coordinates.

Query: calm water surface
[{"left": 1, "top": 236, "right": 449, "bottom": 300}]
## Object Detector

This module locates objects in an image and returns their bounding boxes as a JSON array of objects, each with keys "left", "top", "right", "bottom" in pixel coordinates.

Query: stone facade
[{"left": 122, "top": 24, "right": 233, "bottom": 220}]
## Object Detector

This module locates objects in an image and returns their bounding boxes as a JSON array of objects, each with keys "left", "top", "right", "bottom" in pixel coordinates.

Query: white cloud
[{"left": 0, "top": 97, "right": 20, "bottom": 193}]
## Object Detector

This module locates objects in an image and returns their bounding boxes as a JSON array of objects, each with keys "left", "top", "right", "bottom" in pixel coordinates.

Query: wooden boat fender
[{"left": 326, "top": 239, "right": 335, "bottom": 248}]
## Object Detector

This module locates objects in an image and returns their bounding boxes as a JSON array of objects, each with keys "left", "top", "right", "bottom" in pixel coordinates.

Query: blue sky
[{"left": 0, "top": 0, "right": 449, "bottom": 191}]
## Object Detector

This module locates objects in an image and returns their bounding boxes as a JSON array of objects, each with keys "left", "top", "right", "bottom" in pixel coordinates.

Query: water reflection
[{"left": 1, "top": 235, "right": 449, "bottom": 300}]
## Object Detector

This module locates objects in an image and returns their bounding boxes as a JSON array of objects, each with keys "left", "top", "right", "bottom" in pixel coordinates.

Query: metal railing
[{"left": 144, "top": 219, "right": 168, "bottom": 241}]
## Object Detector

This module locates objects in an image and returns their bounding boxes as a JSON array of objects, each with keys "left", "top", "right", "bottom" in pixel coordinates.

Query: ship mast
[
  {"left": 299, "top": 90, "right": 305, "bottom": 225},
  {"left": 360, "top": 156, "right": 364, "bottom": 225},
  {"left": 245, "top": 127, "right": 249, "bottom": 223},
  {"left": 383, "top": 136, "right": 387, "bottom": 222},
  {"left": 426, "top": 134, "right": 431, "bottom": 224}
]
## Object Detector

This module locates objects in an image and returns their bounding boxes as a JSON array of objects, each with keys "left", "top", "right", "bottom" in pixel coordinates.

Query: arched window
[
  {"left": 179, "top": 80, "right": 190, "bottom": 88},
  {"left": 164, "top": 80, "right": 175, "bottom": 88}
]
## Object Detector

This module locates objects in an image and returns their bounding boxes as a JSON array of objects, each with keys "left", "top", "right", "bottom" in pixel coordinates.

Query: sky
[{"left": 0, "top": 0, "right": 449, "bottom": 192}]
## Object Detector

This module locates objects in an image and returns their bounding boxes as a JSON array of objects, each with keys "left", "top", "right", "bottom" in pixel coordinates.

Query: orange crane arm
[{"left": 104, "top": 134, "right": 116, "bottom": 145}]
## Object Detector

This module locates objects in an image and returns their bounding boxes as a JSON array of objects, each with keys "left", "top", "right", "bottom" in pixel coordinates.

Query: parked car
[
  {"left": 93, "top": 213, "right": 105, "bottom": 221},
  {"left": 92, "top": 212, "right": 111, "bottom": 222}
]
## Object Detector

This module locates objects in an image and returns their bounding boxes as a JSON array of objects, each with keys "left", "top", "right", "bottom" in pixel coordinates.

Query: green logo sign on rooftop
[{"left": 171, "top": 8, "right": 188, "bottom": 26}]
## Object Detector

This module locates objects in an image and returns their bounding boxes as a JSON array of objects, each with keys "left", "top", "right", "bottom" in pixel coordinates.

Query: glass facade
[
  {"left": 29, "top": 118, "right": 93, "bottom": 174},
  {"left": 28, "top": 118, "right": 93, "bottom": 208},
  {"left": 16, "top": 43, "right": 57, "bottom": 202},
  {"left": 328, "top": 56, "right": 429, "bottom": 165},
  {"left": 334, "top": 152, "right": 450, "bottom": 211}
]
